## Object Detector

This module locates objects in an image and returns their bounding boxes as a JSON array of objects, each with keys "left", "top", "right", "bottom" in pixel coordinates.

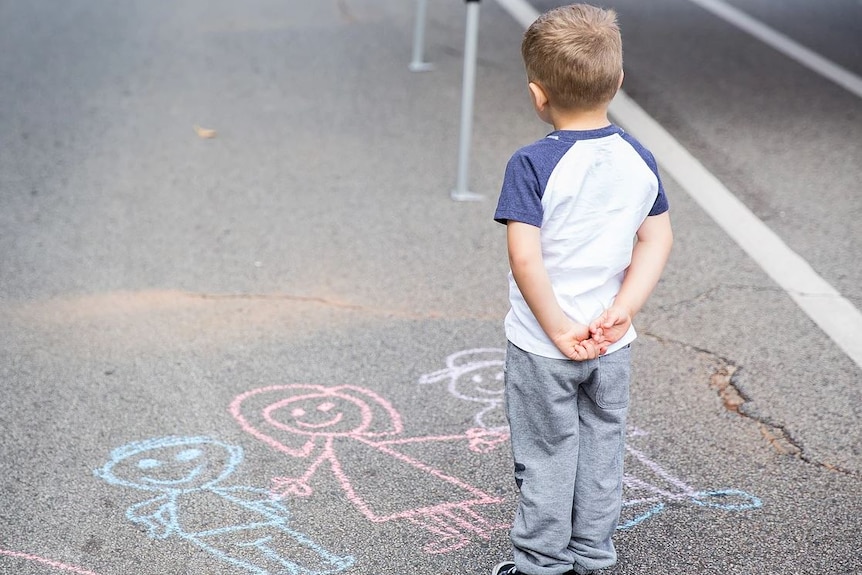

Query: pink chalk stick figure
[{"left": 230, "top": 384, "right": 508, "bottom": 554}]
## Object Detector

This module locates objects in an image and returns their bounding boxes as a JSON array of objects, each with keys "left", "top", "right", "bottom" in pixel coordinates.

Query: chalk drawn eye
[
  {"left": 495, "top": 372, "right": 503, "bottom": 381},
  {"left": 176, "top": 449, "right": 202, "bottom": 462},
  {"left": 291, "top": 407, "right": 306, "bottom": 418},
  {"left": 317, "top": 402, "right": 335, "bottom": 412},
  {"left": 138, "top": 458, "right": 162, "bottom": 470},
  {"left": 471, "top": 374, "right": 483, "bottom": 383}
]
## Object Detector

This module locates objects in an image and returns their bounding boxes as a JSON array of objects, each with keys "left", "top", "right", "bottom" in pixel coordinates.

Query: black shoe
[{"left": 491, "top": 561, "right": 517, "bottom": 575}]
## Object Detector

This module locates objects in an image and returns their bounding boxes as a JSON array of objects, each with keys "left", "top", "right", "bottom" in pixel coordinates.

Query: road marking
[
  {"left": 493, "top": 0, "right": 862, "bottom": 370},
  {"left": 685, "top": 0, "right": 862, "bottom": 100}
]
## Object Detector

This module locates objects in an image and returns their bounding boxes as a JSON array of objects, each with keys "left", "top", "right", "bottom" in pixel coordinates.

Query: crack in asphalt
[
  {"left": 643, "top": 331, "right": 857, "bottom": 478},
  {"left": 655, "top": 284, "right": 788, "bottom": 313}
]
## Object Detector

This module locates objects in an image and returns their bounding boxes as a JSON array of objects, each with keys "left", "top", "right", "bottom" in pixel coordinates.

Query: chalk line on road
[
  {"left": 0, "top": 549, "right": 103, "bottom": 575},
  {"left": 493, "top": 0, "right": 862, "bottom": 371}
]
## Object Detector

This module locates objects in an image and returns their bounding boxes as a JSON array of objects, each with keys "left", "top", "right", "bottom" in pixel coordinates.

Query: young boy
[{"left": 492, "top": 4, "right": 673, "bottom": 575}]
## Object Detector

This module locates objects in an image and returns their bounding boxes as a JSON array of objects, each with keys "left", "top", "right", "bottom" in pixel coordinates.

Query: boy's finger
[
  {"left": 574, "top": 343, "right": 593, "bottom": 361},
  {"left": 603, "top": 310, "right": 622, "bottom": 328}
]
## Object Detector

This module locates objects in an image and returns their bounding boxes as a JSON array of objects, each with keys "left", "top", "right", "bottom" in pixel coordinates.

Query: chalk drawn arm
[
  {"left": 375, "top": 428, "right": 509, "bottom": 453},
  {"left": 219, "top": 486, "right": 293, "bottom": 520},
  {"left": 126, "top": 495, "right": 176, "bottom": 539},
  {"left": 417, "top": 367, "right": 454, "bottom": 385}
]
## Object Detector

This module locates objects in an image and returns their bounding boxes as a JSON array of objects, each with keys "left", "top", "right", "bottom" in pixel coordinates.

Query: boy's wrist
[
  {"left": 546, "top": 318, "right": 587, "bottom": 342},
  {"left": 610, "top": 301, "right": 635, "bottom": 320}
]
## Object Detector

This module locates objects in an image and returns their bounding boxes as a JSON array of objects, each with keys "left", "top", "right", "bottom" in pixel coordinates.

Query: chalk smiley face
[
  {"left": 262, "top": 390, "right": 374, "bottom": 437},
  {"left": 95, "top": 437, "right": 241, "bottom": 492},
  {"left": 289, "top": 401, "right": 342, "bottom": 429},
  {"left": 460, "top": 367, "right": 505, "bottom": 399},
  {"left": 135, "top": 446, "right": 208, "bottom": 486}
]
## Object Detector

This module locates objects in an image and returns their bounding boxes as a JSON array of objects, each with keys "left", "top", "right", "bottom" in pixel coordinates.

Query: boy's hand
[
  {"left": 552, "top": 322, "right": 606, "bottom": 361},
  {"left": 590, "top": 306, "right": 632, "bottom": 346}
]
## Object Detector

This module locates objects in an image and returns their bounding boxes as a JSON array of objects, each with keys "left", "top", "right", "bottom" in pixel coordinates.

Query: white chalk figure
[
  {"left": 94, "top": 436, "right": 354, "bottom": 575},
  {"left": 230, "top": 384, "right": 509, "bottom": 554},
  {"left": 417, "top": 349, "right": 762, "bottom": 530},
  {"left": 418, "top": 348, "right": 510, "bottom": 445},
  {"left": 618, "top": 427, "right": 762, "bottom": 529}
]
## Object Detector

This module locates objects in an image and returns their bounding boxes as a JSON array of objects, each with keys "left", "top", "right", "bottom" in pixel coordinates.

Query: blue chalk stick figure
[{"left": 94, "top": 436, "right": 354, "bottom": 575}]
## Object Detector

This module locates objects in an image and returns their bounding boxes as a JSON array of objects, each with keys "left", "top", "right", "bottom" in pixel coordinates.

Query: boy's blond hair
[{"left": 522, "top": 4, "right": 623, "bottom": 111}]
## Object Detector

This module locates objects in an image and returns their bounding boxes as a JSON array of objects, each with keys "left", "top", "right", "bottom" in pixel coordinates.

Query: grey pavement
[{"left": 1, "top": 1, "right": 860, "bottom": 575}]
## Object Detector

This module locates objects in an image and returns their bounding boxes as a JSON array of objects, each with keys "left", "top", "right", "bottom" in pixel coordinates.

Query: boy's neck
[{"left": 549, "top": 105, "right": 612, "bottom": 131}]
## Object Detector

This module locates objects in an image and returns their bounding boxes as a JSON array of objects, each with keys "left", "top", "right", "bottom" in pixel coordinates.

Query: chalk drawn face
[
  {"left": 96, "top": 437, "right": 241, "bottom": 492},
  {"left": 419, "top": 349, "right": 507, "bottom": 406},
  {"left": 454, "top": 363, "right": 505, "bottom": 401},
  {"left": 264, "top": 391, "right": 374, "bottom": 437}
]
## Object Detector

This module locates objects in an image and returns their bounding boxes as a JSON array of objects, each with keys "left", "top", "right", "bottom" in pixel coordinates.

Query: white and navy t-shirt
[{"left": 494, "top": 125, "right": 669, "bottom": 359}]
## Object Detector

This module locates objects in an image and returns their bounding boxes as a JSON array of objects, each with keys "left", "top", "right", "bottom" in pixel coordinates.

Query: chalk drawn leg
[
  {"left": 195, "top": 526, "right": 355, "bottom": 575},
  {"left": 619, "top": 440, "right": 763, "bottom": 529},
  {"left": 617, "top": 490, "right": 761, "bottom": 530},
  {"left": 617, "top": 500, "right": 665, "bottom": 530}
]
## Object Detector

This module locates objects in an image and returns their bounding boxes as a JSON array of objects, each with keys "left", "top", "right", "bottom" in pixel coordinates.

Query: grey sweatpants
[{"left": 504, "top": 341, "right": 631, "bottom": 575}]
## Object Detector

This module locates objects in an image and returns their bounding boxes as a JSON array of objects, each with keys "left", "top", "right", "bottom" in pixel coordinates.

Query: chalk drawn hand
[
  {"left": 127, "top": 497, "right": 175, "bottom": 539},
  {"left": 465, "top": 428, "right": 509, "bottom": 453},
  {"left": 272, "top": 476, "right": 314, "bottom": 498}
]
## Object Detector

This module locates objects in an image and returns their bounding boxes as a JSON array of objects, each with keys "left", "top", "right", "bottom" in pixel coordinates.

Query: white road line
[
  {"left": 685, "top": 0, "right": 862, "bottom": 100},
  {"left": 493, "top": 0, "right": 862, "bottom": 370},
  {"left": 611, "top": 91, "right": 862, "bottom": 369}
]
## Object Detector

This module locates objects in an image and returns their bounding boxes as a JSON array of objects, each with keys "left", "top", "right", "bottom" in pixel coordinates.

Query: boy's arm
[
  {"left": 507, "top": 221, "right": 602, "bottom": 360},
  {"left": 591, "top": 212, "right": 673, "bottom": 344}
]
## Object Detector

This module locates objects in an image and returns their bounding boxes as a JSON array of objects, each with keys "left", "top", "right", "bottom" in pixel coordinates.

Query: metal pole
[
  {"left": 451, "top": 0, "right": 484, "bottom": 201},
  {"left": 409, "top": 0, "right": 434, "bottom": 72}
]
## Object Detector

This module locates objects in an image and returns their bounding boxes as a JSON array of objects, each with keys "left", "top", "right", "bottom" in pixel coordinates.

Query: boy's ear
[
  {"left": 528, "top": 81, "right": 549, "bottom": 112},
  {"left": 618, "top": 70, "right": 625, "bottom": 89}
]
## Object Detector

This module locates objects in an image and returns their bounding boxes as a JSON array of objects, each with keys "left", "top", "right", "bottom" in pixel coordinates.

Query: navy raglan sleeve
[
  {"left": 644, "top": 149, "right": 669, "bottom": 216},
  {"left": 494, "top": 150, "right": 544, "bottom": 227}
]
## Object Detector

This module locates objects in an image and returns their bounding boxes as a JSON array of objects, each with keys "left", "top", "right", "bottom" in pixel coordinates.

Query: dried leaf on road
[{"left": 193, "top": 125, "right": 217, "bottom": 139}]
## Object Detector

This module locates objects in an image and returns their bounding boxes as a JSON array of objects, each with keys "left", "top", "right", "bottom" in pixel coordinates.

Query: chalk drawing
[
  {"left": 0, "top": 548, "right": 103, "bottom": 575},
  {"left": 230, "top": 385, "right": 509, "bottom": 554},
  {"left": 618, "top": 427, "right": 762, "bottom": 529},
  {"left": 418, "top": 348, "right": 509, "bottom": 438},
  {"left": 94, "top": 436, "right": 354, "bottom": 575},
  {"left": 419, "top": 349, "right": 762, "bottom": 530}
]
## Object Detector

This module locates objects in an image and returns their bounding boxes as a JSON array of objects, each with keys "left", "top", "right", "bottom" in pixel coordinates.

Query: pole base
[
  {"left": 408, "top": 61, "right": 435, "bottom": 72},
  {"left": 450, "top": 189, "right": 485, "bottom": 202}
]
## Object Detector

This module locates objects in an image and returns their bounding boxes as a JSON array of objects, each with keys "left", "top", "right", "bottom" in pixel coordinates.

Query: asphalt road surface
[{"left": 1, "top": 1, "right": 860, "bottom": 574}]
